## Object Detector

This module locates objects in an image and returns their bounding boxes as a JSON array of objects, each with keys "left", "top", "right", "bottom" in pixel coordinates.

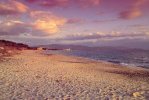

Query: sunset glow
[{"left": 0, "top": 0, "right": 149, "bottom": 48}]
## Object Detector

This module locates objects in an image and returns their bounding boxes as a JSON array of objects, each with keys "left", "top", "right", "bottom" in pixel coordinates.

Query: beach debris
[{"left": 133, "top": 92, "right": 141, "bottom": 97}]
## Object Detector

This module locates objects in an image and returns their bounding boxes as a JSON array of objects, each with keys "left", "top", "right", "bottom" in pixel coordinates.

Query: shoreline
[
  {"left": 43, "top": 51, "right": 149, "bottom": 78},
  {"left": 44, "top": 50, "right": 149, "bottom": 70},
  {"left": 0, "top": 50, "right": 149, "bottom": 99}
]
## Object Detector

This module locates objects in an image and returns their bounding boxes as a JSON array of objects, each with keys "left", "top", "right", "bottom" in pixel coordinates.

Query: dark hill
[{"left": 0, "top": 40, "right": 30, "bottom": 57}]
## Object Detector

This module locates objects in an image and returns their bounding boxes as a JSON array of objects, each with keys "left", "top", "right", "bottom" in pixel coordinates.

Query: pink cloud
[
  {"left": 0, "top": 20, "right": 29, "bottom": 36},
  {"left": 93, "top": 19, "right": 117, "bottom": 23},
  {"left": 0, "top": 10, "right": 67, "bottom": 37},
  {"left": 77, "top": 0, "right": 101, "bottom": 8},
  {"left": 67, "top": 18, "right": 85, "bottom": 24},
  {"left": 26, "top": 0, "right": 69, "bottom": 8},
  {"left": 120, "top": 8, "right": 142, "bottom": 19},
  {"left": 0, "top": 10, "right": 67, "bottom": 36},
  {"left": 0, "top": 0, "right": 29, "bottom": 15},
  {"left": 25, "top": 0, "right": 101, "bottom": 8},
  {"left": 40, "top": 0, "right": 68, "bottom": 7},
  {"left": 119, "top": 0, "right": 147, "bottom": 19}
]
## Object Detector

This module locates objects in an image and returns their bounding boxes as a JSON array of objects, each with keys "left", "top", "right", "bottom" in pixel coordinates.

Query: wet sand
[{"left": 0, "top": 50, "right": 149, "bottom": 100}]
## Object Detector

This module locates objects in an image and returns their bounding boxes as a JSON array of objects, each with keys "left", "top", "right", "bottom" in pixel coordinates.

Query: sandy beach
[{"left": 0, "top": 50, "right": 149, "bottom": 100}]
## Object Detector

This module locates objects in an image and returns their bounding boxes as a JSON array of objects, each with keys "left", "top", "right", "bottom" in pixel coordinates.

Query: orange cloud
[
  {"left": 0, "top": 10, "right": 66, "bottom": 36},
  {"left": 34, "top": 19, "right": 66, "bottom": 34},
  {"left": 0, "top": 0, "right": 28, "bottom": 15},
  {"left": 119, "top": 0, "right": 146, "bottom": 19},
  {"left": 12, "top": 0, "right": 29, "bottom": 13},
  {"left": 120, "top": 8, "right": 142, "bottom": 19},
  {"left": 31, "top": 11, "right": 66, "bottom": 35},
  {"left": 0, "top": 17, "right": 66, "bottom": 36}
]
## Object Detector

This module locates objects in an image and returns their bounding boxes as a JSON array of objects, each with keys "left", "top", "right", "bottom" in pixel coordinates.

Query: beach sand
[{"left": 0, "top": 50, "right": 149, "bottom": 100}]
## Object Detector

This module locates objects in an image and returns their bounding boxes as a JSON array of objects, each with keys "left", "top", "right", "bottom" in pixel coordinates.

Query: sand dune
[{"left": 0, "top": 50, "right": 149, "bottom": 100}]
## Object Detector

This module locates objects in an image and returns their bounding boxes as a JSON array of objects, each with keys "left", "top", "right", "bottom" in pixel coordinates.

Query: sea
[{"left": 44, "top": 49, "right": 149, "bottom": 69}]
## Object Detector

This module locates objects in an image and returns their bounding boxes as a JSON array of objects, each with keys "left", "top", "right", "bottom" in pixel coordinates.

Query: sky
[{"left": 0, "top": 0, "right": 149, "bottom": 49}]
